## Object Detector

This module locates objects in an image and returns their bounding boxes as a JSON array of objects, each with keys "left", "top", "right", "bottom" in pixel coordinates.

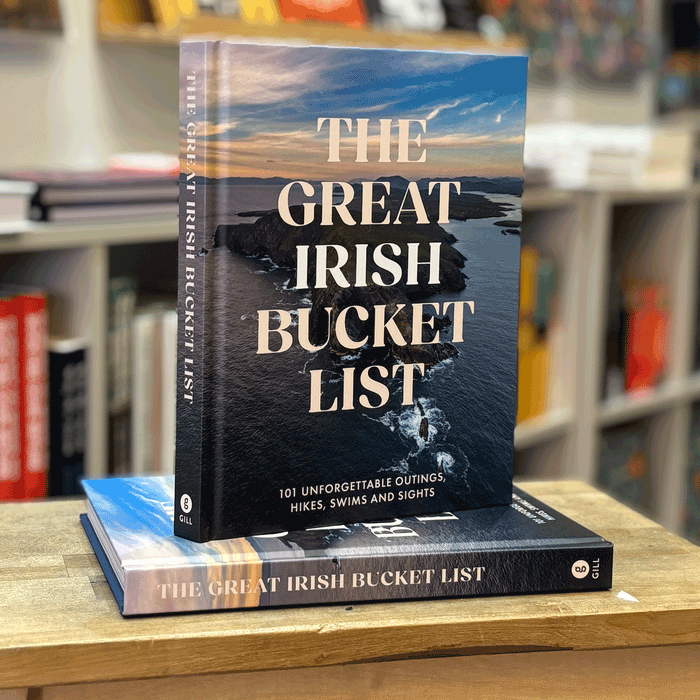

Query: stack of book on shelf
[
  {"left": 604, "top": 278, "right": 669, "bottom": 399},
  {"left": 0, "top": 168, "right": 178, "bottom": 224},
  {"left": 517, "top": 245, "right": 559, "bottom": 423},
  {"left": 0, "top": 288, "right": 49, "bottom": 501},
  {"left": 115, "top": 0, "right": 458, "bottom": 33},
  {"left": 0, "top": 180, "right": 36, "bottom": 235},
  {"left": 0, "top": 273, "right": 178, "bottom": 503},
  {"left": 47, "top": 337, "right": 88, "bottom": 498},
  {"left": 524, "top": 122, "right": 693, "bottom": 191},
  {"left": 0, "top": 285, "right": 90, "bottom": 501},
  {"left": 81, "top": 40, "right": 613, "bottom": 616},
  {"left": 107, "top": 278, "right": 177, "bottom": 477}
]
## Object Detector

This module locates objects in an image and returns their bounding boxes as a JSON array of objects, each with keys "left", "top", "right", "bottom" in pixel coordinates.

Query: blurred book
[
  {"left": 131, "top": 303, "right": 176, "bottom": 476},
  {"left": 0, "top": 293, "right": 21, "bottom": 502},
  {"left": 658, "top": 2, "right": 700, "bottom": 115},
  {"left": 524, "top": 123, "right": 693, "bottom": 191},
  {"left": 364, "top": 0, "right": 446, "bottom": 31},
  {"left": 108, "top": 278, "right": 137, "bottom": 476},
  {"left": 277, "top": 0, "right": 367, "bottom": 27},
  {"left": 604, "top": 281, "right": 668, "bottom": 398},
  {"left": 48, "top": 338, "right": 88, "bottom": 497},
  {"left": 684, "top": 403, "right": 700, "bottom": 544},
  {"left": 99, "top": 0, "right": 155, "bottom": 25},
  {"left": 603, "top": 276, "right": 627, "bottom": 400},
  {"left": 625, "top": 284, "right": 669, "bottom": 393},
  {"left": 0, "top": 169, "right": 178, "bottom": 224},
  {"left": 0, "top": 180, "right": 36, "bottom": 235},
  {"left": 108, "top": 152, "right": 180, "bottom": 177},
  {"left": 149, "top": 0, "right": 198, "bottom": 28},
  {"left": 0, "top": 286, "right": 48, "bottom": 500},
  {"left": 0, "top": 0, "right": 62, "bottom": 32},
  {"left": 196, "top": 0, "right": 239, "bottom": 16},
  {"left": 237, "top": 0, "right": 279, "bottom": 24},
  {"left": 517, "top": 245, "right": 558, "bottom": 424},
  {"left": 441, "top": 0, "right": 482, "bottom": 31},
  {"left": 597, "top": 420, "right": 652, "bottom": 513}
]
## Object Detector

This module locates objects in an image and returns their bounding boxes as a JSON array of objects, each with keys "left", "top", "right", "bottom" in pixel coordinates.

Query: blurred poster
[
  {"left": 570, "top": 0, "right": 648, "bottom": 85},
  {"left": 516, "top": 0, "right": 648, "bottom": 85},
  {"left": 0, "top": 0, "right": 62, "bottom": 31},
  {"left": 277, "top": 0, "right": 368, "bottom": 28}
]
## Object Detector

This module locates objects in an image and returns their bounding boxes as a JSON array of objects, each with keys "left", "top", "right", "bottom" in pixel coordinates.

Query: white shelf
[
  {"left": 522, "top": 188, "right": 576, "bottom": 211},
  {"left": 514, "top": 408, "right": 574, "bottom": 450},
  {"left": 0, "top": 218, "right": 177, "bottom": 252},
  {"left": 605, "top": 188, "right": 693, "bottom": 205},
  {"left": 598, "top": 382, "right": 683, "bottom": 427},
  {"left": 686, "top": 374, "right": 700, "bottom": 402}
]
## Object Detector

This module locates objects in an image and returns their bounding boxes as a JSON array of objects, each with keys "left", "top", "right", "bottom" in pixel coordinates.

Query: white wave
[
  {"left": 259, "top": 256, "right": 280, "bottom": 270},
  {"left": 436, "top": 452, "right": 455, "bottom": 472},
  {"left": 369, "top": 398, "right": 450, "bottom": 451}
]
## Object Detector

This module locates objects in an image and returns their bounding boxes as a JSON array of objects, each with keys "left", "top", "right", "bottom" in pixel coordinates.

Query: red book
[
  {"left": 277, "top": 0, "right": 368, "bottom": 28},
  {"left": 625, "top": 285, "right": 668, "bottom": 392},
  {"left": 16, "top": 291, "right": 48, "bottom": 499},
  {"left": 0, "top": 295, "right": 21, "bottom": 501}
]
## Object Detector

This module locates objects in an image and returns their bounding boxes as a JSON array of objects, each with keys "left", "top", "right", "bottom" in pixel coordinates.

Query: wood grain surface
[
  {"left": 1, "top": 481, "right": 700, "bottom": 689},
  {"left": 42, "top": 644, "right": 700, "bottom": 700}
]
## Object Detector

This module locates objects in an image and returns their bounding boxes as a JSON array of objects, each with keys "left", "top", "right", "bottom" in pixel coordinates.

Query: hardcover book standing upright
[{"left": 177, "top": 41, "right": 528, "bottom": 541}]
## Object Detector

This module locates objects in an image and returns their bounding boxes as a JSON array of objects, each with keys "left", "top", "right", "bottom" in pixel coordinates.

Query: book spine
[
  {"left": 175, "top": 40, "right": 217, "bottom": 542},
  {"left": 0, "top": 297, "right": 21, "bottom": 501},
  {"left": 17, "top": 292, "right": 48, "bottom": 499},
  {"left": 160, "top": 309, "right": 178, "bottom": 475},
  {"left": 107, "top": 278, "right": 137, "bottom": 475},
  {"left": 48, "top": 345, "right": 87, "bottom": 496},
  {"left": 123, "top": 542, "right": 613, "bottom": 615},
  {"left": 131, "top": 310, "right": 158, "bottom": 475}
]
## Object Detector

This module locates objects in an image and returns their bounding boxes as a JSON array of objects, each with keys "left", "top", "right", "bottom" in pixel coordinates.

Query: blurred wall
[{"left": 0, "top": 0, "right": 178, "bottom": 171}]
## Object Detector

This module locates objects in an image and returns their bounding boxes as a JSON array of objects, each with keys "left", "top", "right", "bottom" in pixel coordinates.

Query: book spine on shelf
[
  {"left": 17, "top": 292, "right": 48, "bottom": 499},
  {"left": 684, "top": 405, "right": 700, "bottom": 543},
  {"left": 598, "top": 422, "right": 651, "bottom": 513},
  {"left": 131, "top": 309, "right": 159, "bottom": 475},
  {"left": 107, "top": 277, "right": 137, "bottom": 475},
  {"left": 175, "top": 40, "right": 217, "bottom": 542},
  {"left": 115, "top": 540, "right": 613, "bottom": 616},
  {"left": 160, "top": 309, "right": 178, "bottom": 475},
  {"left": 48, "top": 341, "right": 87, "bottom": 497},
  {"left": 0, "top": 296, "right": 21, "bottom": 501},
  {"left": 624, "top": 283, "right": 668, "bottom": 392},
  {"left": 517, "top": 246, "right": 555, "bottom": 423}
]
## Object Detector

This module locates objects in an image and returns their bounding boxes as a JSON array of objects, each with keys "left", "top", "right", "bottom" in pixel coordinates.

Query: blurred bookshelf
[
  {"left": 97, "top": 12, "right": 524, "bottom": 51},
  {"left": 2, "top": 0, "right": 700, "bottom": 547}
]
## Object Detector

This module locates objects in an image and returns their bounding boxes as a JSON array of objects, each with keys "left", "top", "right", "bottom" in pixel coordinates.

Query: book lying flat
[{"left": 81, "top": 476, "right": 613, "bottom": 616}]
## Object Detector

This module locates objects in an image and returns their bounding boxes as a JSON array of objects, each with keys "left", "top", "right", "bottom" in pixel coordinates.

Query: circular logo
[
  {"left": 571, "top": 560, "right": 590, "bottom": 579},
  {"left": 180, "top": 493, "right": 193, "bottom": 514}
]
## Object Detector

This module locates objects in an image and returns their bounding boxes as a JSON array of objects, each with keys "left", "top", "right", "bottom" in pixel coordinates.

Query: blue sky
[{"left": 180, "top": 41, "right": 527, "bottom": 179}]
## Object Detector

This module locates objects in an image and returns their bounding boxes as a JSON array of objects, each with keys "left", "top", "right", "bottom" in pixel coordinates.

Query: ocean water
[{"left": 201, "top": 188, "right": 520, "bottom": 533}]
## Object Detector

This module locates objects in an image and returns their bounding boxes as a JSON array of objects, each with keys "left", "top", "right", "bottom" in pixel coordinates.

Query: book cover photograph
[
  {"left": 177, "top": 41, "right": 528, "bottom": 541},
  {"left": 83, "top": 476, "right": 613, "bottom": 616}
]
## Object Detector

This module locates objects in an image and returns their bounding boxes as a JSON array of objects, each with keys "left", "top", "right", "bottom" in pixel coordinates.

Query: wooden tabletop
[{"left": 1, "top": 480, "right": 700, "bottom": 690}]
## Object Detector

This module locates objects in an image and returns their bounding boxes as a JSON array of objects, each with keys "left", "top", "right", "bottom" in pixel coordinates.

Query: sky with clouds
[{"left": 180, "top": 42, "right": 527, "bottom": 180}]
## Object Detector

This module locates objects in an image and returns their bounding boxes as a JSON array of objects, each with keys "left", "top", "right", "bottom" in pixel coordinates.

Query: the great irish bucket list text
[{"left": 255, "top": 117, "right": 476, "bottom": 413}]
